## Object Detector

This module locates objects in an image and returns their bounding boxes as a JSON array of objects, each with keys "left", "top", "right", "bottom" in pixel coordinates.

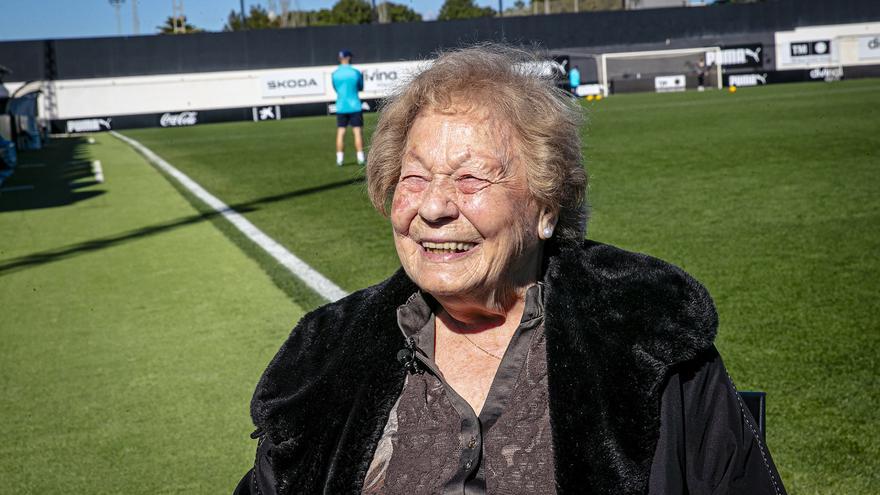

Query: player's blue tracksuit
[{"left": 332, "top": 65, "right": 364, "bottom": 115}]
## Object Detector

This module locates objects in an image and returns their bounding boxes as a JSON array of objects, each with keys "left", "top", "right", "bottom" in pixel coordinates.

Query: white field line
[
  {"left": 91, "top": 160, "right": 105, "bottom": 183},
  {"left": 110, "top": 130, "right": 349, "bottom": 302}
]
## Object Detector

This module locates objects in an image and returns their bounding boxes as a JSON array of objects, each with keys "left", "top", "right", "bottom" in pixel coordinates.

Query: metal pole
[
  {"left": 240, "top": 0, "right": 246, "bottom": 27},
  {"left": 498, "top": 0, "right": 503, "bottom": 16},
  {"left": 109, "top": 0, "right": 123, "bottom": 35},
  {"left": 131, "top": 0, "right": 140, "bottom": 34}
]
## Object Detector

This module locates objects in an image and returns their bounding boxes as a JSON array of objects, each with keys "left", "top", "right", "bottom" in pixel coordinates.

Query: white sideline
[
  {"left": 91, "top": 160, "right": 105, "bottom": 183},
  {"left": 110, "top": 130, "right": 349, "bottom": 302}
]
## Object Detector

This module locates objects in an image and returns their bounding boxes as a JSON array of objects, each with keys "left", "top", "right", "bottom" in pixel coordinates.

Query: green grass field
[
  {"left": 0, "top": 136, "right": 303, "bottom": 492},
  {"left": 2, "top": 79, "right": 878, "bottom": 493}
]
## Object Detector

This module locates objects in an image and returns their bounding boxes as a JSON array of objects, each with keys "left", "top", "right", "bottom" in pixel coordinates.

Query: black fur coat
[{"left": 237, "top": 240, "right": 785, "bottom": 495}]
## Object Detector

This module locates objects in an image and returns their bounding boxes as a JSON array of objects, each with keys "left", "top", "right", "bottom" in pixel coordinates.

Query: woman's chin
[{"left": 414, "top": 277, "right": 479, "bottom": 299}]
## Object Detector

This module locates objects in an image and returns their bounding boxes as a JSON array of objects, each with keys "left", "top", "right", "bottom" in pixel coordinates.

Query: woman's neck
[
  {"left": 434, "top": 285, "right": 531, "bottom": 334},
  {"left": 432, "top": 241, "right": 544, "bottom": 332}
]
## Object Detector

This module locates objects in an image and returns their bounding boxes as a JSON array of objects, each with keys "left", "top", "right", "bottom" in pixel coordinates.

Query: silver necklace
[{"left": 459, "top": 332, "right": 503, "bottom": 360}]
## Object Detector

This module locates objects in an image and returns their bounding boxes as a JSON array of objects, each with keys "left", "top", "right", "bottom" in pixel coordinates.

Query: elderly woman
[{"left": 235, "top": 46, "right": 785, "bottom": 495}]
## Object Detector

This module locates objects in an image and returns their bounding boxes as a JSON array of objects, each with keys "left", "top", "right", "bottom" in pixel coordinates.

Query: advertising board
[
  {"left": 705, "top": 45, "right": 763, "bottom": 68},
  {"left": 260, "top": 71, "right": 326, "bottom": 98},
  {"left": 66, "top": 118, "right": 112, "bottom": 133},
  {"left": 654, "top": 75, "right": 686, "bottom": 92},
  {"left": 789, "top": 40, "right": 832, "bottom": 61},
  {"left": 728, "top": 73, "right": 768, "bottom": 87},
  {"left": 160, "top": 111, "right": 198, "bottom": 127},
  {"left": 252, "top": 105, "right": 281, "bottom": 122},
  {"left": 360, "top": 61, "right": 424, "bottom": 94},
  {"left": 858, "top": 35, "right": 880, "bottom": 60}
]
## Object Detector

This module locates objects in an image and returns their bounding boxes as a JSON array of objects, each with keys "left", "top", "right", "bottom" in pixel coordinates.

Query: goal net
[{"left": 598, "top": 47, "right": 723, "bottom": 96}]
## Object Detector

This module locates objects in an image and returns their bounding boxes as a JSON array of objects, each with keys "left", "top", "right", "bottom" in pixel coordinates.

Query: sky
[
  {"left": 0, "top": 0, "right": 498, "bottom": 41},
  {"left": 1, "top": 0, "right": 714, "bottom": 42}
]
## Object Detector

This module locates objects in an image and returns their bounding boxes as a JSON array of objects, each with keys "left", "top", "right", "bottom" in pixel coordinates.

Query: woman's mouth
[{"left": 420, "top": 241, "right": 477, "bottom": 254}]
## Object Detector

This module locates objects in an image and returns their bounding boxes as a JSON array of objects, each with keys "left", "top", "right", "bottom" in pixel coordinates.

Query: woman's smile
[{"left": 419, "top": 239, "right": 480, "bottom": 260}]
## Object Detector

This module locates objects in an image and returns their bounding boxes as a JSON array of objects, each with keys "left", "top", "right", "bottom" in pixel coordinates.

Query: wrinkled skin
[{"left": 391, "top": 107, "right": 554, "bottom": 317}]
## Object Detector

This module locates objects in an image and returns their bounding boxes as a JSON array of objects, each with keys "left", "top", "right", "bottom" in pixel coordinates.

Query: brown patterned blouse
[{"left": 363, "top": 284, "right": 557, "bottom": 495}]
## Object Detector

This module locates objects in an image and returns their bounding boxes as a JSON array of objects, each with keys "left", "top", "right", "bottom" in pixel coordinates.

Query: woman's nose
[{"left": 418, "top": 178, "right": 458, "bottom": 223}]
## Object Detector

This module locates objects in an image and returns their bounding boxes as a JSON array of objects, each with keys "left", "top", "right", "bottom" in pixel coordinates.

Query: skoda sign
[{"left": 261, "top": 71, "right": 326, "bottom": 98}]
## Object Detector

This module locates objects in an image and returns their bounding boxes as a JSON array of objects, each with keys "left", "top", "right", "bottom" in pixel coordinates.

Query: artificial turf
[
  {"left": 122, "top": 79, "right": 879, "bottom": 494},
  {"left": 0, "top": 135, "right": 303, "bottom": 492},
  {"left": 0, "top": 78, "right": 876, "bottom": 493}
]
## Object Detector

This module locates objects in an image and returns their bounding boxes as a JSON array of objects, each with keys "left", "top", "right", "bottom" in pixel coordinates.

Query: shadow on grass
[
  {"left": 0, "top": 137, "right": 106, "bottom": 212},
  {"left": 0, "top": 175, "right": 365, "bottom": 276}
]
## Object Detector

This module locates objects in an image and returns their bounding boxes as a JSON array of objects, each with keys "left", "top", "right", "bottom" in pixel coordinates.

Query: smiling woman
[{"left": 235, "top": 45, "right": 787, "bottom": 495}]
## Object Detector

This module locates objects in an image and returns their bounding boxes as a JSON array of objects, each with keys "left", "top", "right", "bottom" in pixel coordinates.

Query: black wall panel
[
  {"left": 0, "top": 41, "right": 45, "bottom": 82},
  {"left": 2, "top": 0, "right": 878, "bottom": 82}
]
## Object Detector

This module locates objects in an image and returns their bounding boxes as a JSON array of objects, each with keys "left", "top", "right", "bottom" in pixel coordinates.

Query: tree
[
  {"left": 503, "top": 0, "right": 530, "bottom": 16},
  {"left": 329, "top": 0, "right": 373, "bottom": 24},
  {"left": 502, "top": 0, "right": 622, "bottom": 15},
  {"left": 224, "top": 5, "right": 281, "bottom": 31},
  {"left": 157, "top": 15, "right": 203, "bottom": 34},
  {"left": 226, "top": 0, "right": 422, "bottom": 29},
  {"left": 437, "top": 0, "right": 496, "bottom": 20},
  {"left": 377, "top": 2, "right": 423, "bottom": 23}
]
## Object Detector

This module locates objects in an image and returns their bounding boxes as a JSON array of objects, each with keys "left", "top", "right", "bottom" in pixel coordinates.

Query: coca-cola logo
[{"left": 160, "top": 111, "right": 198, "bottom": 127}]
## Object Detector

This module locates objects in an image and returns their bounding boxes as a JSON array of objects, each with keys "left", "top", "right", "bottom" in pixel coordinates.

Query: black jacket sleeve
[
  {"left": 649, "top": 348, "right": 787, "bottom": 495},
  {"left": 233, "top": 434, "right": 278, "bottom": 495}
]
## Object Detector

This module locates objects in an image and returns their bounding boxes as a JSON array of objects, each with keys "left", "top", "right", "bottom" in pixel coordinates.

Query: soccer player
[
  {"left": 568, "top": 65, "right": 581, "bottom": 95},
  {"left": 331, "top": 49, "right": 365, "bottom": 166}
]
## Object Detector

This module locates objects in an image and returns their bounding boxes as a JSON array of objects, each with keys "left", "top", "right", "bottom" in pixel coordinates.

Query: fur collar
[{"left": 251, "top": 240, "right": 717, "bottom": 494}]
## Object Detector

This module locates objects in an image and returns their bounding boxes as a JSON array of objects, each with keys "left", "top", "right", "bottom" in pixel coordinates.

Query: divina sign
[{"left": 261, "top": 71, "right": 326, "bottom": 98}]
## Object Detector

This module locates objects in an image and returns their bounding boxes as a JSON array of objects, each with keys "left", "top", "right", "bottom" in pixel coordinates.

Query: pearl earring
[{"left": 543, "top": 226, "right": 554, "bottom": 238}]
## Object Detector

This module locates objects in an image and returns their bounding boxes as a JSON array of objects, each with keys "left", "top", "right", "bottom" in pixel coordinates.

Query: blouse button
[
  {"left": 464, "top": 460, "right": 473, "bottom": 470},
  {"left": 467, "top": 436, "right": 477, "bottom": 449}
]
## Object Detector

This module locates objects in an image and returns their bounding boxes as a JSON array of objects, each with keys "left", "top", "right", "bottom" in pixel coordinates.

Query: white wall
[
  {"left": 7, "top": 60, "right": 426, "bottom": 121},
  {"left": 775, "top": 22, "right": 880, "bottom": 70}
]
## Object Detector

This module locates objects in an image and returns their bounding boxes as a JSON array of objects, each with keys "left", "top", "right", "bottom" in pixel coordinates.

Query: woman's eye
[
  {"left": 456, "top": 176, "right": 488, "bottom": 192},
  {"left": 400, "top": 175, "right": 428, "bottom": 188}
]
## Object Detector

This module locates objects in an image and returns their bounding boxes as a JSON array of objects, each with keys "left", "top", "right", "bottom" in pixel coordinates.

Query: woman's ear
[{"left": 538, "top": 208, "right": 558, "bottom": 240}]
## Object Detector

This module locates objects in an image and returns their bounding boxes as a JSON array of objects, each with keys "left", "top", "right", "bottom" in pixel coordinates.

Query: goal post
[{"left": 598, "top": 47, "right": 723, "bottom": 96}]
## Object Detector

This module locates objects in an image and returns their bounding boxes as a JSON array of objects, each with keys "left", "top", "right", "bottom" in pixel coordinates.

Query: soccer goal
[{"left": 597, "top": 47, "right": 723, "bottom": 96}]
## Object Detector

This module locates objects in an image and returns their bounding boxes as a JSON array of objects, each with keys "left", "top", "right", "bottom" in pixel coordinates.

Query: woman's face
[{"left": 391, "top": 107, "right": 544, "bottom": 304}]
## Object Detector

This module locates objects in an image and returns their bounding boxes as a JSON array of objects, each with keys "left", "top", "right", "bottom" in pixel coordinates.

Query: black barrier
[
  {"left": 2, "top": 0, "right": 878, "bottom": 82},
  {"left": 723, "top": 65, "right": 880, "bottom": 87},
  {"left": 50, "top": 98, "right": 383, "bottom": 133}
]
